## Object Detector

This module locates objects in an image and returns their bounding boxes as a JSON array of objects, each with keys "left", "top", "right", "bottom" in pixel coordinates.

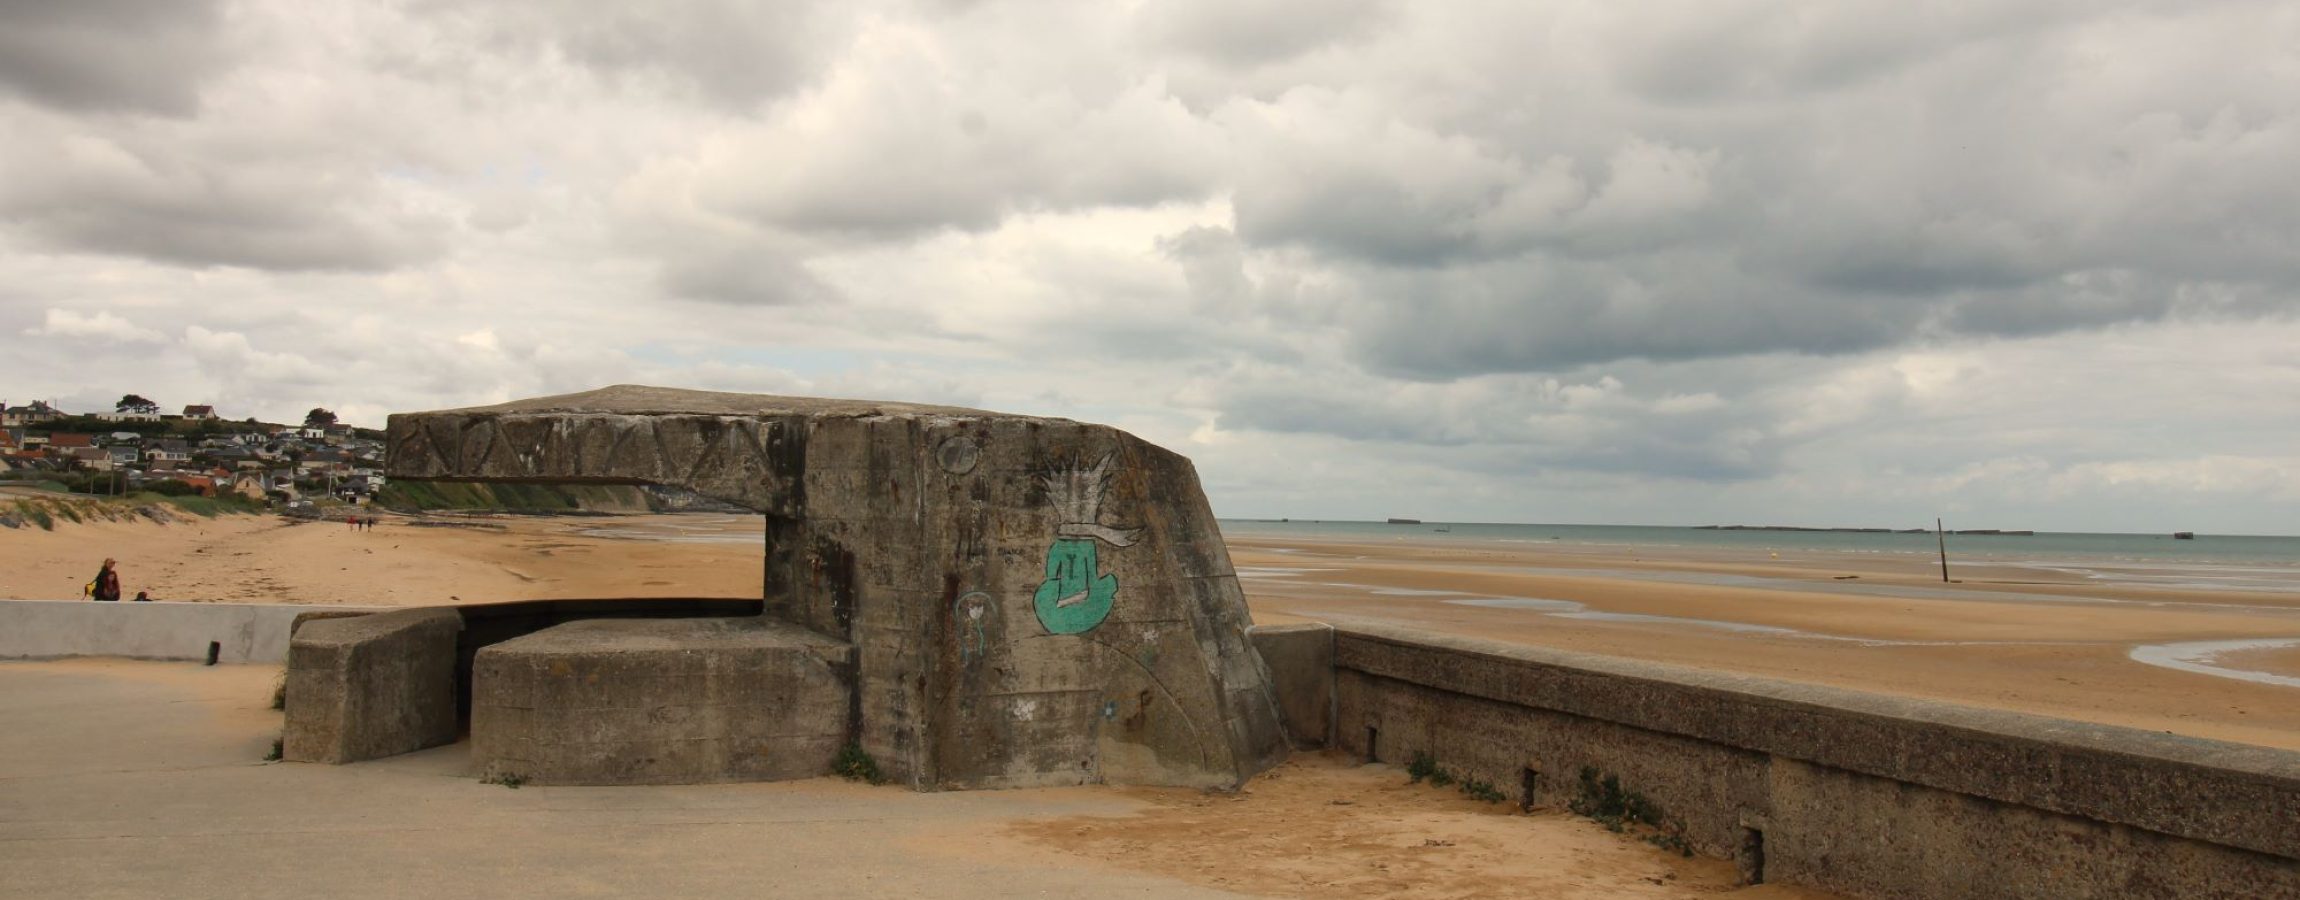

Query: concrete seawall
[
  {"left": 0, "top": 600, "right": 387, "bottom": 664},
  {"left": 1282, "top": 622, "right": 2300, "bottom": 898}
]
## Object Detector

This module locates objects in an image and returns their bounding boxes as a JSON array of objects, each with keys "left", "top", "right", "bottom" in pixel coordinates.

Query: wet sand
[
  {"left": 1230, "top": 533, "right": 2300, "bottom": 751},
  {"left": 5, "top": 512, "right": 2298, "bottom": 750}
]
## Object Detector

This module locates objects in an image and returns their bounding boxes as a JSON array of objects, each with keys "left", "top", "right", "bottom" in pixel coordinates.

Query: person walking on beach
[{"left": 90, "top": 558, "right": 122, "bottom": 602}]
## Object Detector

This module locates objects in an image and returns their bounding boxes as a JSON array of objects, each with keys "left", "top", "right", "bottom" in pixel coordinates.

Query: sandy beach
[
  {"left": 1228, "top": 531, "right": 2300, "bottom": 751},
  {"left": 4, "top": 510, "right": 2298, "bottom": 752}
]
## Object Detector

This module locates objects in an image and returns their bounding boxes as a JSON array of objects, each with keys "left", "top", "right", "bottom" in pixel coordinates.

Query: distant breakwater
[{"left": 1697, "top": 524, "right": 2035, "bottom": 536}]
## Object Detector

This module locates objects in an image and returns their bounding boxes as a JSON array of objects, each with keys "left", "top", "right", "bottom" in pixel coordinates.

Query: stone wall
[{"left": 1322, "top": 623, "right": 2300, "bottom": 899}]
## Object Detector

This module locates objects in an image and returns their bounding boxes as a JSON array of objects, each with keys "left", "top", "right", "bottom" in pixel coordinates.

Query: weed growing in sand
[
  {"left": 269, "top": 675, "right": 287, "bottom": 711},
  {"left": 1458, "top": 777, "right": 1506, "bottom": 804},
  {"left": 1406, "top": 751, "right": 1439, "bottom": 783},
  {"left": 1570, "top": 767, "right": 1692, "bottom": 856},
  {"left": 482, "top": 772, "right": 527, "bottom": 789},
  {"left": 833, "top": 743, "right": 887, "bottom": 784},
  {"left": 264, "top": 737, "right": 283, "bottom": 762},
  {"left": 1404, "top": 752, "right": 1504, "bottom": 804}
]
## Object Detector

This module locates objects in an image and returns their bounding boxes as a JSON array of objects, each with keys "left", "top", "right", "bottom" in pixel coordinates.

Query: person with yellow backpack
[{"left": 87, "top": 558, "right": 121, "bottom": 602}]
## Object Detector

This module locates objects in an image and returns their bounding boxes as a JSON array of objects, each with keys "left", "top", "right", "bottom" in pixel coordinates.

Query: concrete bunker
[{"left": 285, "top": 385, "right": 1290, "bottom": 790}]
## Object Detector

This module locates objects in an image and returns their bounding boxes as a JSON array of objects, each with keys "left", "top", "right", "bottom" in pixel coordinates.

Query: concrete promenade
[{"left": 0, "top": 659, "right": 1246, "bottom": 900}]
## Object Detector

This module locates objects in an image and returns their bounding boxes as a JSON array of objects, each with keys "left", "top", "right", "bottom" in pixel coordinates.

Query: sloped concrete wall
[
  {"left": 1325, "top": 623, "right": 2300, "bottom": 898},
  {"left": 386, "top": 386, "right": 1289, "bottom": 790},
  {"left": 1249, "top": 623, "right": 1334, "bottom": 748}
]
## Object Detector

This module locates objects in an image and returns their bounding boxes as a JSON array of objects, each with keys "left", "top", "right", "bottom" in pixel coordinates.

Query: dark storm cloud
[
  {"left": 1324, "top": 255, "right": 1920, "bottom": 377},
  {"left": 0, "top": 131, "right": 444, "bottom": 272},
  {"left": 1207, "top": 369, "right": 1787, "bottom": 481},
  {"left": 0, "top": 0, "right": 230, "bottom": 114},
  {"left": 1207, "top": 2, "right": 2300, "bottom": 378}
]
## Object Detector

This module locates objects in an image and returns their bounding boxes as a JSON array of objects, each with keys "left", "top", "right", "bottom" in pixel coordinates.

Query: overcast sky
[{"left": 3, "top": 1, "right": 2295, "bottom": 533}]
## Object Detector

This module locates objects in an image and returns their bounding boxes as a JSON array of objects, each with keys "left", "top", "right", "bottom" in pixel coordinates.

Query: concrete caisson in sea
[{"left": 284, "top": 385, "right": 1289, "bottom": 790}]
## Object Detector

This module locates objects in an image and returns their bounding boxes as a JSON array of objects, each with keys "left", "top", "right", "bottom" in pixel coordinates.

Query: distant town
[{"left": 0, "top": 396, "right": 384, "bottom": 506}]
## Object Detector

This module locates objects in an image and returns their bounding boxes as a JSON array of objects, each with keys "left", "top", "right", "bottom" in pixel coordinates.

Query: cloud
[
  {"left": 183, "top": 326, "right": 332, "bottom": 386},
  {"left": 0, "top": 0, "right": 2295, "bottom": 533},
  {"left": 646, "top": 28, "right": 1224, "bottom": 243},
  {"left": 1190, "top": 2, "right": 2300, "bottom": 377},
  {"left": 417, "top": 0, "right": 853, "bottom": 110},
  {"left": 1139, "top": 0, "right": 1393, "bottom": 68},
  {"left": 1595, "top": 1, "right": 2096, "bottom": 104},
  {"left": 656, "top": 238, "right": 839, "bottom": 307},
  {"left": 0, "top": 0, "right": 232, "bottom": 114},
  {"left": 2049, "top": 456, "right": 2300, "bottom": 501},
  {"left": 0, "top": 118, "right": 449, "bottom": 272},
  {"left": 23, "top": 308, "right": 168, "bottom": 344},
  {"left": 1192, "top": 364, "right": 1790, "bottom": 481}
]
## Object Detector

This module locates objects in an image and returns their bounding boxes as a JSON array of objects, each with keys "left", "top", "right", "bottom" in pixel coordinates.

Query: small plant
[
  {"left": 1570, "top": 766, "right": 1693, "bottom": 857},
  {"left": 833, "top": 742, "right": 886, "bottom": 784},
  {"left": 269, "top": 675, "right": 287, "bottom": 711},
  {"left": 263, "top": 737, "right": 283, "bottom": 761},
  {"left": 1406, "top": 751, "right": 1439, "bottom": 784},
  {"left": 1459, "top": 777, "right": 1506, "bottom": 804},
  {"left": 1646, "top": 827, "right": 1694, "bottom": 857},
  {"left": 482, "top": 771, "right": 527, "bottom": 789},
  {"left": 1405, "top": 751, "right": 1503, "bottom": 802}
]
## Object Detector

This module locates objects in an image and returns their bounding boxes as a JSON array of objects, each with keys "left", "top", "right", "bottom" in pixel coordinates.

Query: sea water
[
  {"left": 571, "top": 513, "right": 2300, "bottom": 592},
  {"left": 1217, "top": 519, "right": 2297, "bottom": 564}
]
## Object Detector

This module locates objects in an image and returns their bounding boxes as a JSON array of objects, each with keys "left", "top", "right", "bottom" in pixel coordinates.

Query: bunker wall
[
  {"left": 283, "top": 607, "right": 461, "bottom": 764},
  {"left": 1249, "top": 623, "right": 1334, "bottom": 748},
  {"left": 471, "top": 617, "right": 852, "bottom": 785},
  {"left": 386, "top": 389, "right": 1291, "bottom": 792}
]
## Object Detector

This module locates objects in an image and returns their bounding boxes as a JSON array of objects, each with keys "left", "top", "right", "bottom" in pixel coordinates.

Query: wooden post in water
[{"left": 1936, "top": 517, "right": 1950, "bottom": 583}]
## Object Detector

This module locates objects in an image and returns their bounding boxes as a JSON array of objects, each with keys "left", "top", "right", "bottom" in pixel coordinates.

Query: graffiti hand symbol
[{"left": 1034, "top": 538, "right": 1117, "bottom": 634}]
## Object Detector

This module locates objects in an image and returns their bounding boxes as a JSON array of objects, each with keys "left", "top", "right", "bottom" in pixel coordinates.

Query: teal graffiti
[
  {"left": 1033, "top": 537, "right": 1117, "bottom": 634},
  {"left": 1033, "top": 453, "right": 1139, "bottom": 636}
]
